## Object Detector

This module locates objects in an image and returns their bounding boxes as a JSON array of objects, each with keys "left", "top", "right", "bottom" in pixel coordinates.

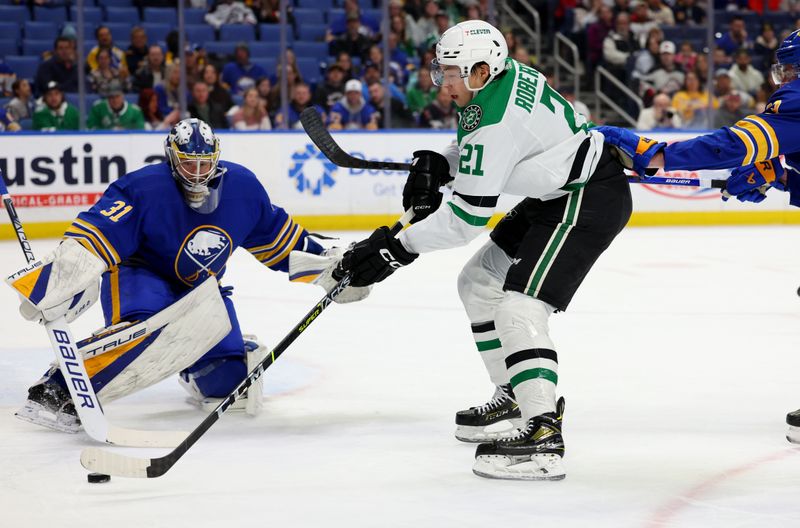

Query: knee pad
[
  {"left": 494, "top": 292, "right": 555, "bottom": 348},
  {"left": 180, "top": 356, "right": 247, "bottom": 399},
  {"left": 458, "top": 242, "right": 512, "bottom": 321}
]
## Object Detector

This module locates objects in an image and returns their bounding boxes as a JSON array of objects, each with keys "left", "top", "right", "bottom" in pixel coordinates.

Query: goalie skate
[
  {"left": 15, "top": 378, "right": 81, "bottom": 434},
  {"left": 472, "top": 397, "right": 566, "bottom": 481},
  {"left": 455, "top": 384, "right": 523, "bottom": 443},
  {"left": 787, "top": 409, "right": 800, "bottom": 444}
]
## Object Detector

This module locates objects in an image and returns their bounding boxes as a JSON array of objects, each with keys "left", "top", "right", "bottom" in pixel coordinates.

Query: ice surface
[{"left": 1, "top": 227, "right": 800, "bottom": 528}]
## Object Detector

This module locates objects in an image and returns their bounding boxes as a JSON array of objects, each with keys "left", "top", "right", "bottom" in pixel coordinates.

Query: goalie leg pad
[{"left": 89, "top": 276, "right": 231, "bottom": 402}]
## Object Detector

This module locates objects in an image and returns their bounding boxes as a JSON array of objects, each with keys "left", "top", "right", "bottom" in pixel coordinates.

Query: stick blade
[
  {"left": 299, "top": 108, "right": 354, "bottom": 167},
  {"left": 81, "top": 447, "right": 153, "bottom": 478},
  {"left": 106, "top": 426, "right": 187, "bottom": 448}
]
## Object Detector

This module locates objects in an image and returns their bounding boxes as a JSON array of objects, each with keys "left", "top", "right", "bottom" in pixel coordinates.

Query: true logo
[{"left": 461, "top": 105, "right": 482, "bottom": 132}]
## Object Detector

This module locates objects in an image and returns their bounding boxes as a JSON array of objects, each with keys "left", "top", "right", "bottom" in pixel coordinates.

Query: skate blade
[
  {"left": 455, "top": 418, "right": 525, "bottom": 443},
  {"left": 472, "top": 454, "right": 566, "bottom": 481},
  {"left": 787, "top": 425, "right": 800, "bottom": 445},
  {"left": 15, "top": 402, "right": 81, "bottom": 434}
]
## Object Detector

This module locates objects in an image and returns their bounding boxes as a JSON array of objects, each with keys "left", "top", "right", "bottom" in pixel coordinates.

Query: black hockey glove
[
  {"left": 335, "top": 226, "right": 419, "bottom": 287},
  {"left": 402, "top": 150, "right": 452, "bottom": 224}
]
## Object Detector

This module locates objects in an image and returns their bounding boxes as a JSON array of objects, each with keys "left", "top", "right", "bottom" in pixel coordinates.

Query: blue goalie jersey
[{"left": 62, "top": 161, "right": 323, "bottom": 289}]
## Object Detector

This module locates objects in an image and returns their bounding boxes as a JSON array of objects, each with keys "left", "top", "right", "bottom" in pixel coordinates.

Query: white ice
[{"left": 2, "top": 227, "right": 800, "bottom": 528}]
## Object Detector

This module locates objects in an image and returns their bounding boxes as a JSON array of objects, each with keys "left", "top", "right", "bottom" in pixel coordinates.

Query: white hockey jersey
[{"left": 400, "top": 58, "right": 605, "bottom": 254}]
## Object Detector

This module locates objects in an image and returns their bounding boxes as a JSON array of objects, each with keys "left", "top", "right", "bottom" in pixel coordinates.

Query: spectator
[
  {"left": 268, "top": 63, "right": 303, "bottom": 113},
  {"left": 632, "top": 27, "right": 663, "bottom": 81},
  {"left": 138, "top": 87, "right": 180, "bottom": 130},
  {"left": 420, "top": 10, "right": 450, "bottom": 50},
  {"left": 512, "top": 46, "right": 534, "bottom": 67},
  {"left": 335, "top": 52, "right": 356, "bottom": 80},
  {"left": 329, "top": 13, "right": 374, "bottom": 62},
  {"left": 361, "top": 62, "right": 406, "bottom": 104},
  {"left": 671, "top": 70, "right": 714, "bottom": 127},
  {"left": 406, "top": 64, "right": 436, "bottom": 116},
  {"left": 414, "top": 1, "right": 439, "bottom": 47},
  {"left": 465, "top": 2, "right": 483, "bottom": 20},
  {"left": 188, "top": 81, "right": 229, "bottom": 129},
  {"left": 562, "top": 88, "right": 592, "bottom": 121},
  {"left": 275, "top": 83, "right": 323, "bottom": 129},
  {"left": 630, "top": 1, "right": 658, "bottom": 41},
  {"left": 329, "top": 0, "right": 380, "bottom": 36},
  {"left": 90, "top": 48, "right": 131, "bottom": 95},
  {"left": 672, "top": 0, "right": 706, "bottom": 26},
  {"left": 221, "top": 43, "right": 268, "bottom": 95},
  {"left": 728, "top": 49, "right": 764, "bottom": 95},
  {"left": 753, "top": 82, "right": 774, "bottom": 113},
  {"left": 205, "top": 0, "right": 257, "bottom": 30},
  {"left": 693, "top": 52, "right": 709, "bottom": 82},
  {"left": 202, "top": 64, "right": 234, "bottom": 112},
  {"left": 716, "top": 16, "right": 752, "bottom": 55},
  {"left": 646, "top": 0, "right": 674, "bottom": 26},
  {"left": 256, "top": 76, "right": 272, "bottom": 109},
  {"left": 366, "top": 82, "right": 415, "bottom": 128},
  {"left": 314, "top": 62, "right": 347, "bottom": 111},
  {"left": 254, "top": 0, "right": 293, "bottom": 25},
  {"left": 33, "top": 81, "right": 79, "bottom": 131},
  {"left": 228, "top": 87, "right": 272, "bottom": 130},
  {"left": 328, "top": 79, "right": 377, "bottom": 130},
  {"left": 366, "top": 44, "right": 406, "bottom": 87},
  {"left": 603, "top": 12, "right": 637, "bottom": 73},
  {"left": 87, "top": 26, "right": 127, "bottom": 74},
  {"left": 133, "top": 44, "right": 167, "bottom": 93},
  {"left": 713, "top": 69, "right": 753, "bottom": 107},
  {"left": 0, "top": 61, "right": 15, "bottom": 97},
  {"left": 126, "top": 27, "right": 149, "bottom": 75},
  {"left": 587, "top": 5, "right": 615, "bottom": 69},
  {"left": 754, "top": 23, "right": 779, "bottom": 71},
  {"left": 389, "top": 1, "right": 418, "bottom": 56},
  {"left": 639, "top": 40, "right": 685, "bottom": 98},
  {"left": 35, "top": 37, "right": 78, "bottom": 95},
  {"left": 712, "top": 47, "right": 733, "bottom": 71},
  {"left": 420, "top": 87, "right": 456, "bottom": 128},
  {"left": 674, "top": 41, "right": 697, "bottom": 73},
  {"left": 712, "top": 92, "right": 746, "bottom": 128},
  {"left": 504, "top": 29, "right": 521, "bottom": 56},
  {"left": 635, "top": 92, "right": 682, "bottom": 129},
  {"left": 87, "top": 80, "right": 145, "bottom": 130},
  {"left": 6, "top": 79, "right": 35, "bottom": 121},
  {"left": 155, "top": 63, "right": 184, "bottom": 117},
  {"left": 0, "top": 107, "right": 21, "bottom": 132}
]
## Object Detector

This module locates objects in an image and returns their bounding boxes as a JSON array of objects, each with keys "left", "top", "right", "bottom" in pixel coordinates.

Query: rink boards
[{"left": 1, "top": 130, "right": 799, "bottom": 239}]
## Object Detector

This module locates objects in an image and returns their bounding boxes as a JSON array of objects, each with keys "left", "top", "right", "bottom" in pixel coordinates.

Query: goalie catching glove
[
  {"left": 6, "top": 238, "right": 105, "bottom": 324},
  {"left": 335, "top": 227, "right": 418, "bottom": 287},
  {"left": 289, "top": 247, "right": 372, "bottom": 303},
  {"left": 402, "top": 150, "right": 453, "bottom": 224}
]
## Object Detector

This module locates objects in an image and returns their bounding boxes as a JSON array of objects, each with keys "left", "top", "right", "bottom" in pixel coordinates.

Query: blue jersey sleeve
[
  {"left": 664, "top": 83, "right": 800, "bottom": 171},
  {"left": 63, "top": 179, "right": 141, "bottom": 269},
  {"left": 242, "top": 189, "right": 323, "bottom": 273}
]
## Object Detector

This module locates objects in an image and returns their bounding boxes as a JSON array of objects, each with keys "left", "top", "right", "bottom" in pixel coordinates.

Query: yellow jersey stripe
[
  {"left": 74, "top": 219, "right": 121, "bottom": 264},
  {"left": 245, "top": 218, "right": 293, "bottom": 253},
  {"left": 729, "top": 126, "right": 756, "bottom": 165},
  {"left": 746, "top": 115, "right": 779, "bottom": 159},
  {"left": 262, "top": 225, "right": 302, "bottom": 267},
  {"left": 67, "top": 223, "right": 115, "bottom": 266},
  {"left": 109, "top": 266, "right": 121, "bottom": 325},
  {"left": 64, "top": 229, "right": 113, "bottom": 268},
  {"left": 252, "top": 222, "right": 297, "bottom": 261},
  {"left": 734, "top": 120, "right": 768, "bottom": 163}
]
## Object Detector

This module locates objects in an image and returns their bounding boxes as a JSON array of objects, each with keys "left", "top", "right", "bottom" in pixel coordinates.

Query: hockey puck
[{"left": 87, "top": 472, "right": 111, "bottom": 484}]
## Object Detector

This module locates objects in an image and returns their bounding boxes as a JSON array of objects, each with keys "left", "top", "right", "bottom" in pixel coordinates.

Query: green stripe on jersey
[
  {"left": 476, "top": 338, "right": 502, "bottom": 351},
  {"left": 448, "top": 202, "right": 491, "bottom": 226},
  {"left": 510, "top": 368, "right": 558, "bottom": 387}
]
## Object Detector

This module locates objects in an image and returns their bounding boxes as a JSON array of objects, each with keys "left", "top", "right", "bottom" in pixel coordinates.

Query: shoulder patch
[{"left": 460, "top": 105, "right": 483, "bottom": 132}]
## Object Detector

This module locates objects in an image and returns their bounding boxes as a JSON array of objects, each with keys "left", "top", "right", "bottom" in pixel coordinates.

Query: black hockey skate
[
  {"left": 787, "top": 408, "right": 800, "bottom": 444},
  {"left": 455, "top": 383, "right": 523, "bottom": 443},
  {"left": 472, "top": 397, "right": 566, "bottom": 481},
  {"left": 15, "top": 378, "right": 81, "bottom": 433}
]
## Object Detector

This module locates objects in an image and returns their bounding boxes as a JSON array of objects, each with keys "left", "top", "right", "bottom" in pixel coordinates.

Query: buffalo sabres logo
[{"left": 175, "top": 226, "right": 233, "bottom": 286}]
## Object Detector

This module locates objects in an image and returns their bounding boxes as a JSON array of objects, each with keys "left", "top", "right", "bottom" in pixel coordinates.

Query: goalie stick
[
  {"left": 0, "top": 175, "right": 186, "bottom": 448},
  {"left": 81, "top": 209, "right": 415, "bottom": 478}
]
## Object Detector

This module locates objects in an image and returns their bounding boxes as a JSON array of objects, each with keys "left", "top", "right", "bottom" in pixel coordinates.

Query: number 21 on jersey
[{"left": 459, "top": 143, "right": 485, "bottom": 176}]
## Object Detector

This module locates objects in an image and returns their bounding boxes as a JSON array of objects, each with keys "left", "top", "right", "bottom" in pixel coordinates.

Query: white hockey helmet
[{"left": 431, "top": 20, "right": 508, "bottom": 92}]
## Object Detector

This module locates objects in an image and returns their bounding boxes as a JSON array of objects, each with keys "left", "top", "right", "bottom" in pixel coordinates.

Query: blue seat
[
  {"left": 5, "top": 56, "right": 40, "bottom": 80},
  {"left": 296, "top": 0, "right": 334, "bottom": 9},
  {"left": 296, "top": 23, "right": 326, "bottom": 42},
  {"left": 184, "top": 8, "right": 206, "bottom": 25},
  {"left": 23, "top": 40, "right": 52, "bottom": 57},
  {"left": 185, "top": 24, "right": 216, "bottom": 46},
  {"left": 142, "top": 23, "right": 171, "bottom": 42},
  {"left": 204, "top": 41, "right": 235, "bottom": 57},
  {"left": 65, "top": 93, "right": 101, "bottom": 108},
  {"left": 0, "top": 5, "right": 29, "bottom": 24},
  {"left": 292, "top": 41, "right": 328, "bottom": 59},
  {"left": 106, "top": 22, "right": 134, "bottom": 40},
  {"left": 293, "top": 8, "right": 325, "bottom": 25},
  {"left": 0, "top": 21, "right": 20, "bottom": 41},
  {"left": 0, "top": 39, "right": 19, "bottom": 57},
  {"left": 98, "top": 0, "right": 135, "bottom": 6},
  {"left": 327, "top": 8, "right": 344, "bottom": 23},
  {"left": 25, "top": 21, "right": 58, "bottom": 41},
  {"left": 105, "top": 7, "right": 139, "bottom": 24},
  {"left": 219, "top": 24, "right": 256, "bottom": 42},
  {"left": 71, "top": 6, "right": 103, "bottom": 25},
  {"left": 143, "top": 7, "right": 177, "bottom": 26},
  {"left": 296, "top": 56, "right": 321, "bottom": 84},
  {"left": 248, "top": 41, "right": 281, "bottom": 57},
  {"left": 259, "top": 24, "right": 293, "bottom": 42},
  {"left": 33, "top": 6, "right": 66, "bottom": 23},
  {"left": 252, "top": 58, "right": 277, "bottom": 76}
]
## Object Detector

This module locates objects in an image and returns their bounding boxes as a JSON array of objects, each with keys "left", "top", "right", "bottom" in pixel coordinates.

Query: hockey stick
[
  {"left": 627, "top": 176, "right": 727, "bottom": 189},
  {"left": 81, "top": 209, "right": 416, "bottom": 478},
  {"left": 0, "top": 175, "right": 186, "bottom": 448}
]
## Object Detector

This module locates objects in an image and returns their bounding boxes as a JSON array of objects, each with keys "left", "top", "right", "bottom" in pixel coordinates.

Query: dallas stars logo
[
  {"left": 289, "top": 144, "right": 338, "bottom": 195},
  {"left": 461, "top": 105, "right": 482, "bottom": 131}
]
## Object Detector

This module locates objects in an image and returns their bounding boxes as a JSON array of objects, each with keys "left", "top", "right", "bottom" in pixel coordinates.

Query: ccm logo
[{"left": 379, "top": 249, "right": 403, "bottom": 269}]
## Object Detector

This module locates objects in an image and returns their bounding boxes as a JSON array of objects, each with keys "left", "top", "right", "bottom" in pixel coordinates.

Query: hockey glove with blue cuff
[
  {"left": 723, "top": 159, "right": 786, "bottom": 203},
  {"left": 595, "top": 125, "right": 665, "bottom": 177},
  {"left": 336, "top": 227, "right": 418, "bottom": 287},
  {"left": 403, "top": 150, "right": 453, "bottom": 224}
]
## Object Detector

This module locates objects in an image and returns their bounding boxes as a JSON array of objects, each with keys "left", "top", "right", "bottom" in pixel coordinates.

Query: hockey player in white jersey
[{"left": 337, "top": 20, "right": 632, "bottom": 480}]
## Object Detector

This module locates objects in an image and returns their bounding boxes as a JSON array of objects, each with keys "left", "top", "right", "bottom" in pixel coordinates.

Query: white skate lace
[{"left": 475, "top": 385, "right": 511, "bottom": 413}]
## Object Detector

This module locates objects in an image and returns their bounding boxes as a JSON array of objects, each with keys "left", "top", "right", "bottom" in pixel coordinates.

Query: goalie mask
[
  {"left": 165, "top": 118, "right": 224, "bottom": 213},
  {"left": 430, "top": 20, "right": 508, "bottom": 92}
]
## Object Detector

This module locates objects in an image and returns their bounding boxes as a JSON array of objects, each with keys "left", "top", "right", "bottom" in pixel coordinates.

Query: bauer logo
[
  {"left": 289, "top": 144, "right": 338, "bottom": 196},
  {"left": 639, "top": 171, "right": 718, "bottom": 200},
  {"left": 175, "top": 226, "right": 233, "bottom": 286}
]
